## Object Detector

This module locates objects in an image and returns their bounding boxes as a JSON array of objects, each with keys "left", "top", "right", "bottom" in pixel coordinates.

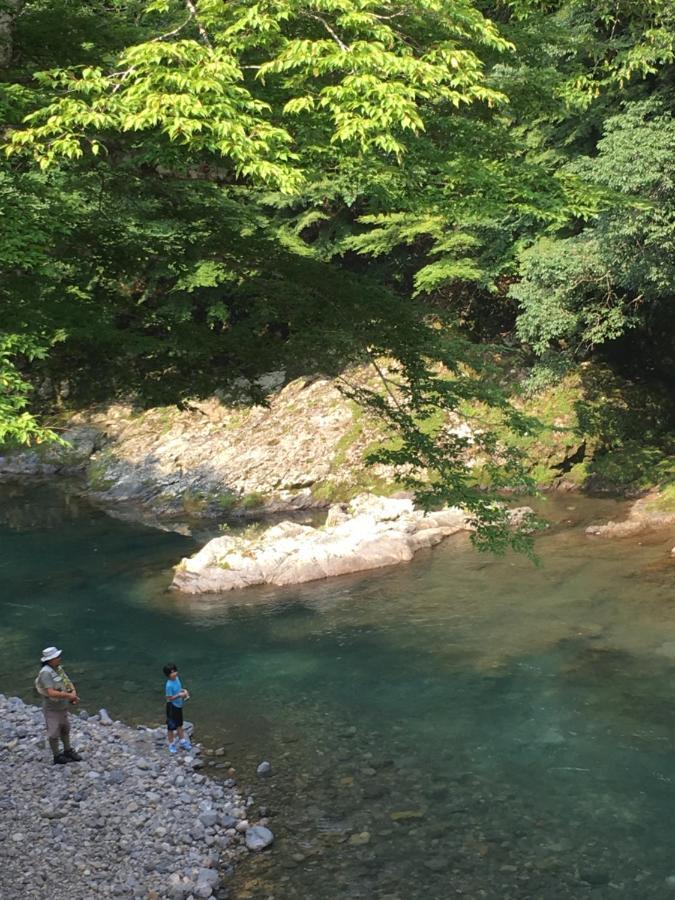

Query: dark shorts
[{"left": 166, "top": 702, "right": 183, "bottom": 731}]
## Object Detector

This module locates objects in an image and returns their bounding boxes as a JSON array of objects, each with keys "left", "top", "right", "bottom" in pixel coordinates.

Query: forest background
[{"left": 1, "top": 0, "right": 674, "bottom": 549}]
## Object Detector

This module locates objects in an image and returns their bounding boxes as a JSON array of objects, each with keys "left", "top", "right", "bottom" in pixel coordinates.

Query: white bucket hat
[{"left": 41, "top": 646, "right": 62, "bottom": 663}]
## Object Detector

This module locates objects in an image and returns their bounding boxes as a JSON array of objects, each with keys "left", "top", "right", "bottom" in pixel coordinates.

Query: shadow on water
[{"left": 2, "top": 483, "right": 675, "bottom": 898}]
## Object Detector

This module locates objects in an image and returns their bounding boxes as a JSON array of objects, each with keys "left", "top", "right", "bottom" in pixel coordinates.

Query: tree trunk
[{"left": 0, "top": 0, "right": 24, "bottom": 68}]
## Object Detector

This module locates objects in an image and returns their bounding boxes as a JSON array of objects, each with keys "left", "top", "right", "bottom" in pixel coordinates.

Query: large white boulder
[{"left": 172, "top": 494, "right": 471, "bottom": 594}]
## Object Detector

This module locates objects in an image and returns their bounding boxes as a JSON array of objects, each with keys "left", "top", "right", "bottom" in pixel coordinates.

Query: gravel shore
[{"left": 0, "top": 694, "right": 273, "bottom": 900}]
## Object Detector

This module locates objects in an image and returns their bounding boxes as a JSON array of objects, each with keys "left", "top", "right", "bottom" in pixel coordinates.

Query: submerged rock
[
  {"left": 245, "top": 825, "right": 274, "bottom": 851},
  {"left": 348, "top": 831, "right": 371, "bottom": 846},
  {"left": 172, "top": 494, "right": 471, "bottom": 594},
  {"left": 579, "top": 869, "right": 610, "bottom": 886}
]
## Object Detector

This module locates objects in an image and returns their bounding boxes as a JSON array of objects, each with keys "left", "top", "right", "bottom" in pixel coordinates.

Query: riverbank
[
  {"left": 2, "top": 361, "right": 671, "bottom": 529},
  {"left": 0, "top": 694, "right": 273, "bottom": 900}
]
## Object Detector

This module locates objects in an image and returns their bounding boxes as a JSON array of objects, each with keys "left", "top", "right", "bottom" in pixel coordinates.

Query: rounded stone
[{"left": 245, "top": 825, "right": 274, "bottom": 852}]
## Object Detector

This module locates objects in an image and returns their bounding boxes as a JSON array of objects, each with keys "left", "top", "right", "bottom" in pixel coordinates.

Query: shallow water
[{"left": 1, "top": 482, "right": 675, "bottom": 899}]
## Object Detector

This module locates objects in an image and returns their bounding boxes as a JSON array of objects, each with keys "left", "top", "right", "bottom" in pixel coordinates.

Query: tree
[
  {"left": 513, "top": 100, "right": 675, "bottom": 381},
  {"left": 2, "top": 0, "right": 674, "bottom": 545}
]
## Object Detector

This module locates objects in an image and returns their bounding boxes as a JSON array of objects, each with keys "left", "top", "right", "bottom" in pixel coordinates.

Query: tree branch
[
  {"left": 153, "top": 14, "right": 193, "bottom": 43},
  {"left": 185, "top": 0, "right": 213, "bottom": 49},
  {"left": 303, "top": 12, "right": 351, "bottom": 52},
  {"left": 366, "top": 352, "right": 405, "bottom": 412}
]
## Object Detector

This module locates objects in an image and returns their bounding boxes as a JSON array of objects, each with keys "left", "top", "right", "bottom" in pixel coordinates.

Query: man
[{"left": 36, "top": 646, "right": 82, "bottom": 765}]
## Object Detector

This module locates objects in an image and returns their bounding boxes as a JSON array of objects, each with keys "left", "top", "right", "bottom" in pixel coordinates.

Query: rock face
[
  {"left": 78, "top": 376, "right": 362, "bottom": 516},
  {"left": 0, "top": 374, "right": 397, "bottom": 518},
  {"left": 0, "top": 425, "right": 102, "bottom": 477},
  {"left": 0, "top": 369, "right": 475, "bottom": 521},
  {"left": 0, "top": 694, "right": 268, "bottom": 900},
  {"left": 173, "top": 494, "right": 470, "bottom": 594}
]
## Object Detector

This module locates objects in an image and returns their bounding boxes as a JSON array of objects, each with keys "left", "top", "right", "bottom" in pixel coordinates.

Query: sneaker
[
  {"left": 53, "top": 753, "right": 69, "bottom": 765},
  {"left": 168, "top": 742, "right": 178, "bottom": 754},
  {"left": 63, "top": 748, "right": 82, "bottom": 762},
  {"left": 179, "top": 739, "right": 192, "bottom": 751}
]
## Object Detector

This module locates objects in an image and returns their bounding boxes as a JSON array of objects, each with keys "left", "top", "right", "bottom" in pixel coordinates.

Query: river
[{"left": 1, "top": 482, "right": 674, "bottom": 899}]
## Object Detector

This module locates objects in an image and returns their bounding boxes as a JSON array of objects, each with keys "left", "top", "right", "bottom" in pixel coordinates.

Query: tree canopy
[{"left": 1, "top": 0, "right": 674, "bottom": 547}]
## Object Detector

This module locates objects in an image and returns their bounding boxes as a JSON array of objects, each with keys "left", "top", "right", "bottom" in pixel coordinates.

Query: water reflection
[{"left": 0, "top": 479, "right": 90, "bottom": 531}]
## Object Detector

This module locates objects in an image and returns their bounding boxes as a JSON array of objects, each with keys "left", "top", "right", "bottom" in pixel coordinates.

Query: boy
[{"left": 163, "top": 662, "right": 192, "bottom": 754}]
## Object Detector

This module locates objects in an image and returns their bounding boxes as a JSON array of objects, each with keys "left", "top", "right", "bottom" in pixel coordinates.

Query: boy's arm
[{"left": 166, "top": 688, "right": 184, "bottom": 702}]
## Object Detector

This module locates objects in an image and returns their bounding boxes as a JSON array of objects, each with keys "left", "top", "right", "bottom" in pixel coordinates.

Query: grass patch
[
  {"left": 311, "top": 481, "right": 354, "bottom": 504},
  {"left": 645, "top": 483, "right": 675, "bottom": 513},
  {"left": 182, "top": 490, "right": 208, "bottom": 515},
  {"left": 226, "top": 408, "right": 251, "bottom": 430},
  {"left": 241, "top": 521, "right": 266, "bottom": 540},
  {"left": 311, "top": 474, "right": 401, "bottom": 504},
  {"left": 86, "top": 455, "right": 115, "bottom": 492},
  {"left": 155, "top": 407, "right": 178, "bottom": 435},
  {"left": 213, "top": 491, "right": 237, "bottom": 511},
  {"left": 240, "top": 491, "right": 264, "bottom": 510},
  {"left": 332, "top": 403, "right": 365, "bottom": 467}
]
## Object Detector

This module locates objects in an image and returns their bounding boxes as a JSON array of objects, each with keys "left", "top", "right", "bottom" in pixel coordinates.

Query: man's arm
[{"left": 46, "top": 687, "right": 77, "bottom": 701}]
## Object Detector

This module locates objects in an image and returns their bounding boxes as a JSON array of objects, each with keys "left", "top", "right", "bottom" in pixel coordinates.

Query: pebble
[
  {"left": 0, "top": 693, "right": 268, "bottom": 900},
  {"left": 424, "top": 857, "right": 448, "bottom": 872},
  {"left": 245, "top": 825, "right": 274, "bottom": 852},
  {"left": 199, "top": 811, "right": 219, "bottom": 828},
  {"left": 348, "top": 831, "right": 370, "bottom": 846}
]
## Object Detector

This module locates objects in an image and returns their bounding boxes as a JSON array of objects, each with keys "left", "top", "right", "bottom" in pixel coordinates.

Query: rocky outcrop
[
  {"left": 0, "top": 425, "right": 102, "bottom": 477},
  {"left": 172, "top": 494, "right": 471, "bottom": 594},
  {"left": 2, "top": 362, "right": 669, "bottom": 527},
  {"left": 585, "top": 492, "right": 675, "bottom": 538},
  {"left": 0, "top": 372, "right": 407, "bottom": 519},
  {"left": 6, "top": 363, "right": 638, "bottom": 527}
]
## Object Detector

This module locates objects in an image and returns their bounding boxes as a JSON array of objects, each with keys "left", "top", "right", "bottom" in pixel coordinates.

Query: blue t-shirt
[{"left": 165, "top": 675, "right": 183, "bottom": 708}]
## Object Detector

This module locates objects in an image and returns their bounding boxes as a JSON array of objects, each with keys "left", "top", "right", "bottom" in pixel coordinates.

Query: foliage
[
  {"left": 0, "top": 334, "right": 60, "bottom": 445},
  {"left": 1, "top": 0, "right": 675, "bottom": 551},
  {"left": 513, "top": 100, "right": 675, "bottom": 359},
  {"left": 6, "top": 0, "right": 511, "bottom": 183},
  {"left": 339, "top": 337, "right": 542, "bottom": 553},
  {"left": 646, "top": 483, "right": 675, "bottom": 513}
]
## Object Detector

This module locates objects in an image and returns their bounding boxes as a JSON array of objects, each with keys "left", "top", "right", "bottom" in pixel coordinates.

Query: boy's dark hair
[{"left": 163, "top": 662, "right": 177, "bottom": 677}]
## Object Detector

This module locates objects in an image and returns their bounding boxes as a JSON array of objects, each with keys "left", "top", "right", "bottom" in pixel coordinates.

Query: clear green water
[{"left": 2, "top": 482, "right": 675, "bottom": 899}]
